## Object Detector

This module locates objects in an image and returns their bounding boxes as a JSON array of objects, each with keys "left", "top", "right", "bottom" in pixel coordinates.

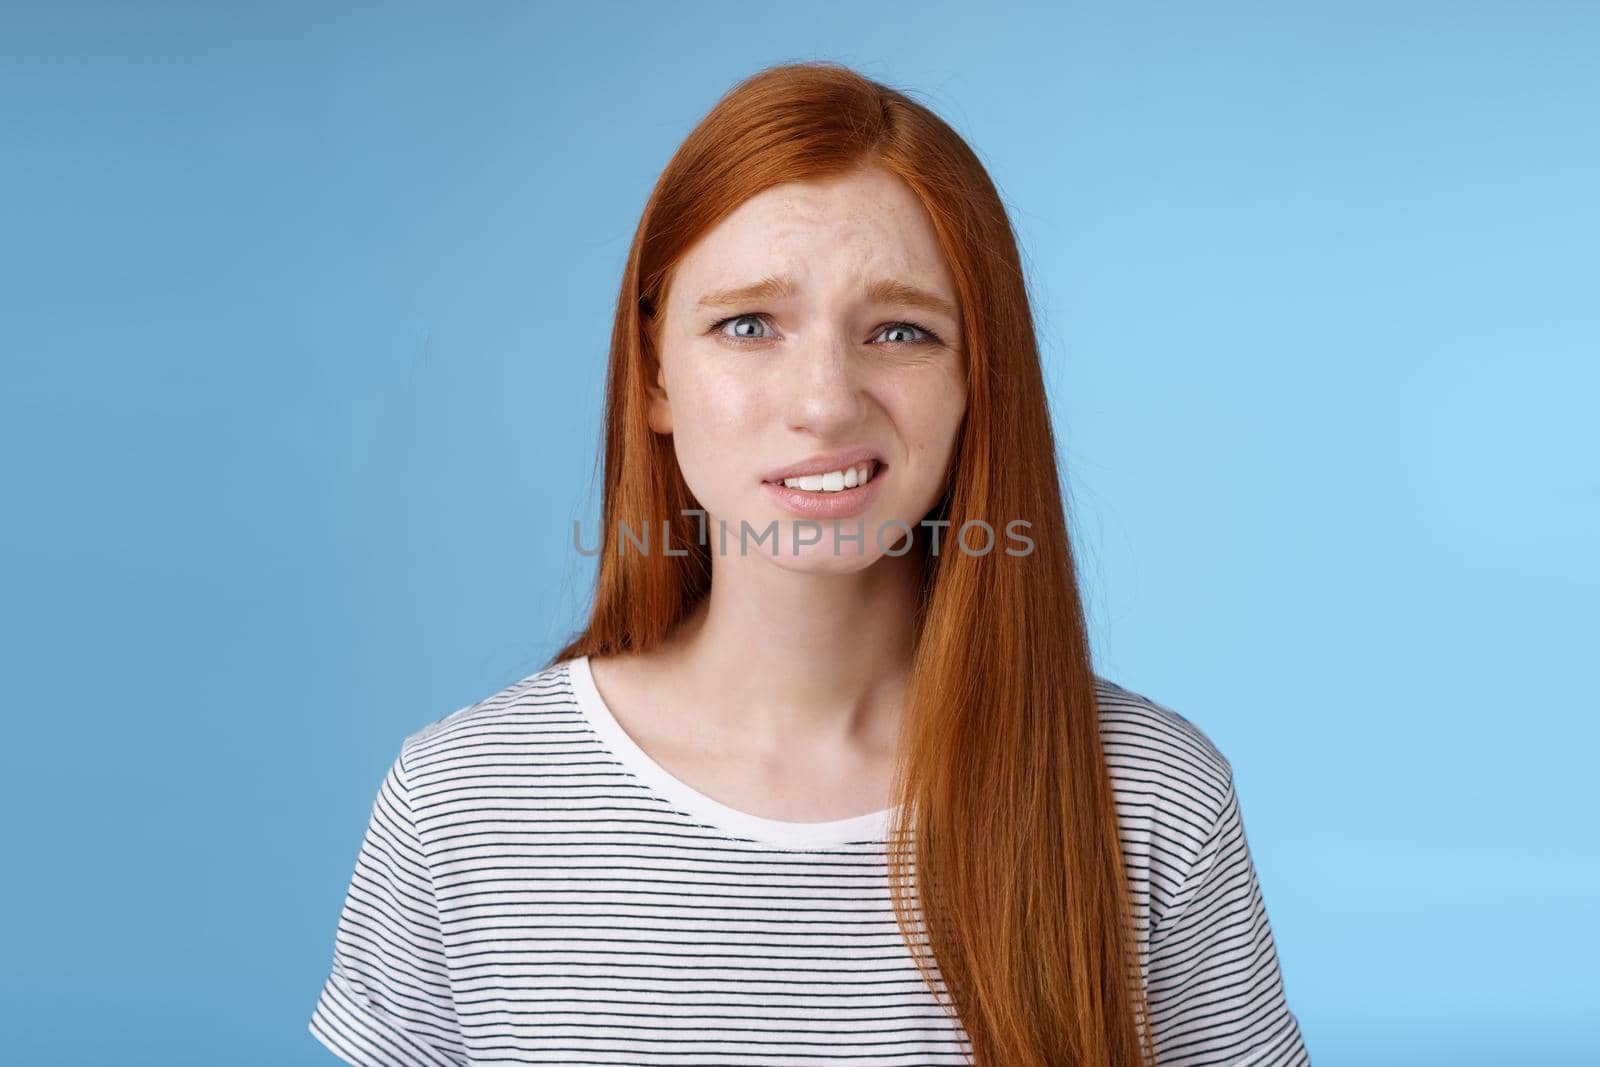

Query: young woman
[{"left": 310, "top": 62, "right": 1310, "bottom": 1066}]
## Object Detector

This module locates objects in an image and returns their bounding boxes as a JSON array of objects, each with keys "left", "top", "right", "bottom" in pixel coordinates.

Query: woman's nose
[{"left": 780, "top": 338, "right": 869, "bottom": 434}]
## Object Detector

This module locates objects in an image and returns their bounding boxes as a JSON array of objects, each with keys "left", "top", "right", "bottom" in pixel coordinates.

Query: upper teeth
[{"left": 780, "top": 461, "right": 877, "bottom": 492}]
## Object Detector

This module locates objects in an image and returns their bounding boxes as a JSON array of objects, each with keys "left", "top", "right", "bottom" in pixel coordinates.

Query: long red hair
[{"left": 549, "top": 61, "right": 1155, "bottom": 1066}]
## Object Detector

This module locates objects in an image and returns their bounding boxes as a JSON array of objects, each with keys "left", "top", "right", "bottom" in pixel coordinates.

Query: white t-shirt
[{"left": 309, "top": 655, "right": 1310, "bottom": 1065}]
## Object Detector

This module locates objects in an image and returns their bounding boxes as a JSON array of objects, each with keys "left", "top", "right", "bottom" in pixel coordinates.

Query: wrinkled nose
[{"left": 779, "top": 339, "right": 870, "bottom": 438}]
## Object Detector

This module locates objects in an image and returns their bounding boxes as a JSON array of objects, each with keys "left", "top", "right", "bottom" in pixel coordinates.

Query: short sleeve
[
  {"left": 308, "top": 748, "right": 466, "bottom": 1066},
  {"left": 1145, "top": 777, "right": 1311, "bottom": 1066}
]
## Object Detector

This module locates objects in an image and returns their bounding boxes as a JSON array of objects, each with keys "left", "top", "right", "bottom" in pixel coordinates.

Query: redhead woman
[{"left": 310, "top": 62, "right": 1310, "bottom": 1067}]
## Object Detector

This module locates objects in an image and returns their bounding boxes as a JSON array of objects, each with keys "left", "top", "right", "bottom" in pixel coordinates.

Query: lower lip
[{"left": 762, "top": 467, "right": 886, "bottom": 519}]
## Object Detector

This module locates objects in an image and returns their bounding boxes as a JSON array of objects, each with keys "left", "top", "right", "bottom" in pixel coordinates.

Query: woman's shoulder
[
  {"left": 397, "top": 659, "right": 580, "bottom": 772},
  {"left": 1091, "top": 673, "right": 1235, "bottom": 827},
  {"left": 1090, "top": 675, "right": 1243, "bottom": 923}
]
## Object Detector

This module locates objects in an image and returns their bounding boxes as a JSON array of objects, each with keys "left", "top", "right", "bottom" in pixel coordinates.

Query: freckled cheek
[
  {"left": 884, "top": 380, "right": 966, "bottom": 464},
  {"left": 673, "top": 376, "right": 773, "bottom": 490},
  {"left": 696, "top": 380, "right": 771, "bottom": 438},
  {"left": 669, "top": 363, "right": 747, "bottom": 421}
]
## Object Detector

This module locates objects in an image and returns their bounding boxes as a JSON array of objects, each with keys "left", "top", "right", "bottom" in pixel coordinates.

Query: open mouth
[{"left": 763, "top": 459, "right": 883, "bottom": 494}]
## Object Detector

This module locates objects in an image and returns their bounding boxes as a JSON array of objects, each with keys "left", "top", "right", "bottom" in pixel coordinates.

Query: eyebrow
[{"left": 694, "top": 274, "right": 960, "bottom": 323}]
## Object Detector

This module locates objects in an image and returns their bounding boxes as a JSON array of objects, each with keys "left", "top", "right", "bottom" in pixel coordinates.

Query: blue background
[{"left": 3, "top": 3, "right": 1595, "bottom": 1064}]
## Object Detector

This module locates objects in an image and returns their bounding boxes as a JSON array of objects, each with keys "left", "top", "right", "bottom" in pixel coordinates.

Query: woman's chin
[{"left": 766, "top": 543, "right": 883, "bottom": 574}]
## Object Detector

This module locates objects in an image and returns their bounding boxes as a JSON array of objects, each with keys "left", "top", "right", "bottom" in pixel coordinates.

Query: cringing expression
[{"left": 648, "top": 162, "right": 968, "bottom": 566}]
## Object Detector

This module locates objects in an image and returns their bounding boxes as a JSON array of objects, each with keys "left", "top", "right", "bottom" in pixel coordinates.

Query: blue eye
[
  {"left": 877, "top": 322, "right": 940, "bottom": 345},
  {"left": 713, "top": 314, "right": 772, "bottom": 341},
  {"left": 709, "top": 314, "right": 945, "bottom": 346}
]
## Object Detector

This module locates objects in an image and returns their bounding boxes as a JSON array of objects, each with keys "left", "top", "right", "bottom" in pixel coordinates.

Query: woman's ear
[{"left": 645, "top": 359, "right": 672, "bottom": 435}]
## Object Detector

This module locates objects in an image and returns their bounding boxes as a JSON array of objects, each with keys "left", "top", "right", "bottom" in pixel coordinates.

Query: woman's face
[{"left": 649, "top": 162, "right": 967, "bottom": 572}]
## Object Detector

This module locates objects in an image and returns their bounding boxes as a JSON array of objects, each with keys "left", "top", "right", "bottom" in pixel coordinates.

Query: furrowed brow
[
  {"left": 863, "top": 278, "right": 960, "bottom": 323},
  {"left": 693, "top": 275, "right": 959, "bottom": 324},
  {"left": 694, "top": 275, "right": 798, "bottom": 311}
]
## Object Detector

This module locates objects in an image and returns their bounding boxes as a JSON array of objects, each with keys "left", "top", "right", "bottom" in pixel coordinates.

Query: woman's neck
[{"left": 654, "top": 548, "right": 922, "bottom": 759}]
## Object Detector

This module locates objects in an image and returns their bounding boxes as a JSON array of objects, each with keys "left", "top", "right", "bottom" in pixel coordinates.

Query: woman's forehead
[{"left": 670, "top": 172, "right": 958, "bottom": 313}]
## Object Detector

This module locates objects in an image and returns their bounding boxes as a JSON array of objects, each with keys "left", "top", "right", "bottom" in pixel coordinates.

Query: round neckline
[{"left": 564, "top": 653, "right": 897, "bottom": 849}]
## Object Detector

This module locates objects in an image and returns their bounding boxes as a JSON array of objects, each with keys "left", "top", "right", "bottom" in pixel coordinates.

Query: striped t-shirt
[{"left": 309, "top": 655, "right": 1310, "bottom": 1066}]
